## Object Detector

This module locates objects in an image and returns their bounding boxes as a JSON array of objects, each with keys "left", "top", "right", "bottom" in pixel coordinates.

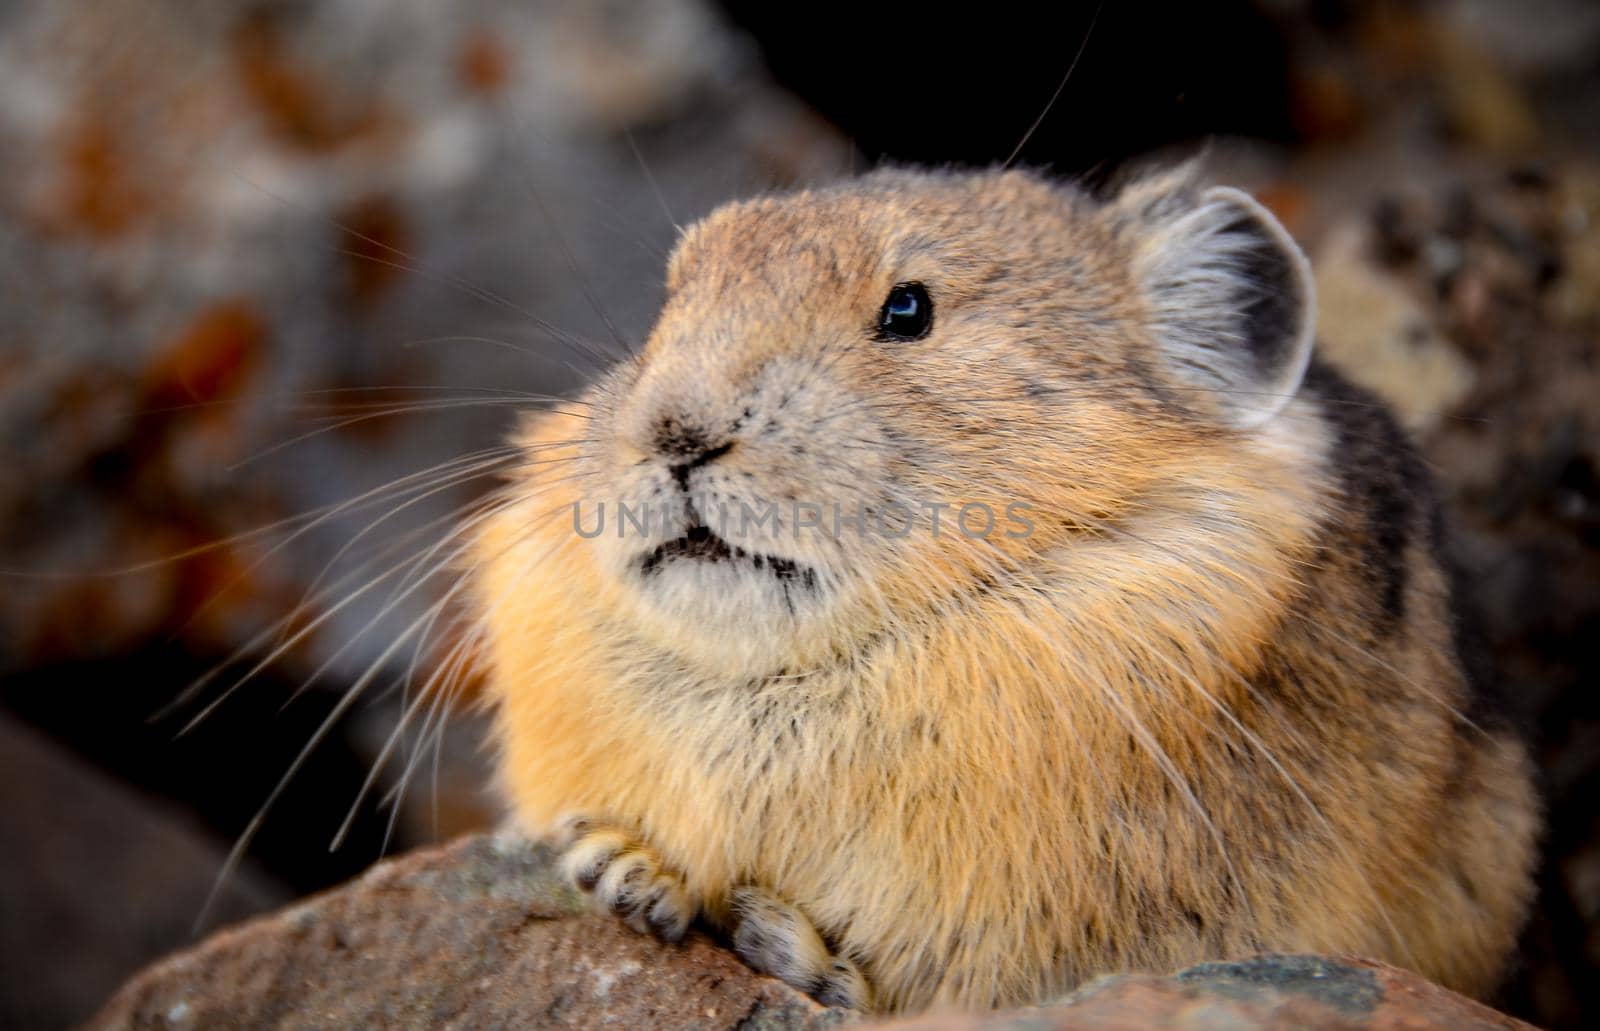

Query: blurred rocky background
[{"left": 0, "top": 0, "right": 1595, "bottom": 1027}]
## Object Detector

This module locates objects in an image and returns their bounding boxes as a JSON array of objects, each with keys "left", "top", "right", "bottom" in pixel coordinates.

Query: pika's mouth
[{"left": 637, "top": 524, "right": 816, "bottom": 587}]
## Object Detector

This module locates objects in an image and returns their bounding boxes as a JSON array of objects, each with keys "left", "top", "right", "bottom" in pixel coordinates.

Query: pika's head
[{"left": 548, "top": 165, "right": 1315, "bottom": 677}]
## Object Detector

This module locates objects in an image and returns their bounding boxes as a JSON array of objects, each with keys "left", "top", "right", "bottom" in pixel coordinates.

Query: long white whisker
[{"left": 193, "top": 569, "right": 477, "bottom": 931}]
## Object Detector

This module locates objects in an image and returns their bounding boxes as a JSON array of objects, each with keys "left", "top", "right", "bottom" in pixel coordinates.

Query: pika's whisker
[
  {"left": 624, "top": 128, "right": 681, "bottom": 234},
  {"left": 231, "top": 399, "right": 575, "bottom": 471},
  {"left": 329, "top": 601, "right": 476, "bottom": 852},
  {"left": 229, "top": 169, "right": 615, "bottom": 370},
  {"left": 195, "top": 568, "right": 478, "bottom": 933},
  {"left": 516, "top": 173, "right": 634, "bottom": 360},
  {"left": 153, "top": 449, "right": 524, "bottom": 719},
  {"left": 173, "top": 480, "right": 530, "bottom": 733},
  {"left": 290, "top": 457, "right": 523, "bottom": 630}
]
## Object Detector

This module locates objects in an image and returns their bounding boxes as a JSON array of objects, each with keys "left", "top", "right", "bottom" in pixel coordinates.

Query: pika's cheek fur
[{"left": 471, "top": 164, "right": 1539, "bottom": 1014}]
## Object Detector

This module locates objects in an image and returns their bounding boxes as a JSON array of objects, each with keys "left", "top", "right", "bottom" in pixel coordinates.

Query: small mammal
[{"left": 473, "top": 163, "right": 1539, "bottom": 1013}]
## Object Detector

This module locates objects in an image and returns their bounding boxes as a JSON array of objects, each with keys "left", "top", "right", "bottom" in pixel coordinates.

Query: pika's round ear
[{"left": 1126, "top": 185, "right": 1315, "bottom": 429}]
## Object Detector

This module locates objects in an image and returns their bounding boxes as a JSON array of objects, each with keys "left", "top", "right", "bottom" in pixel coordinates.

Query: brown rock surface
[
  {"left": 0, "top": 714, "right": 285, "bottom": 1029},
  {"left": 884, "top": 956, "right": 1537, "bottom": 1031},
  {"left": 87, "top": 831, "right": 846, "bottom": 1031},
  {"left": 90, "top": 832, "right": 1538, "bottom": 1031}
]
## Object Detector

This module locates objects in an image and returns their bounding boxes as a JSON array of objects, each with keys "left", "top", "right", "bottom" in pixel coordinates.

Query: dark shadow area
[{"left": 716, "top": 0, "right": 1297, "bottom": 173}]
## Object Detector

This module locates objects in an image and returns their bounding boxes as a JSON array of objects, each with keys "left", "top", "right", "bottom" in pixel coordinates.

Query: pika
[{"left": 471, "top": 164, "right": 1539, "bottom": 1013}]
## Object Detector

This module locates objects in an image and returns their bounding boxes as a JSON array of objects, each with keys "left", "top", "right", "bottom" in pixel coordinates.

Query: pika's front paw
[
  {"left": 556, "top": 816, "right": 693, "bottom": 943},
  {"left": 728, "top": 886, "right": 872, "bottom": 1010}
]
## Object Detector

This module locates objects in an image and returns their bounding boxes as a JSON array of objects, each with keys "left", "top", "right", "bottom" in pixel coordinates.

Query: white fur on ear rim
[{"left": 1130, "top": 185, "right": 1316, "bottom": 429}]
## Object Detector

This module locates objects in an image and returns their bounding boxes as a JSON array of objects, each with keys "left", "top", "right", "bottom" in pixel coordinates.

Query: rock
[
  {"left": 88, "top": 831, "right": 1536, "bottom": 1031},
  {"left": 0, "top": 714, "right": 286, "bottom": 1029},
  {"left": 0, "top": 0, "right": 844, "bottom": 686},
  {"left": 883, "top": 954, "right": 1529, "bottom": 1024},
  {"left": 0, "top": 0, "right": 847, "bottom": 1012},
  {"left": 1313, "top": 223, "right": 1477, "bottom": 433},
  {"left": 882, "top": 955, "right": 1536, "bottom": 1030},
  {"left": 87, "top": 830, "right": 846, "bottom": 1031}
]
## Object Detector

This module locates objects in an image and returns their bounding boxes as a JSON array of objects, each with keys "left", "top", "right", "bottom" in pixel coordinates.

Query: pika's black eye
[{"left": 876, "top": 281, "right": 933, "bottom": 341}]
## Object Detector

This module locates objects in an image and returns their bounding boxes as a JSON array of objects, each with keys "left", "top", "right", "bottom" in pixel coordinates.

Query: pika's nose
[{"left": 654, "top": 417, "right": 732, "bottom": 491}]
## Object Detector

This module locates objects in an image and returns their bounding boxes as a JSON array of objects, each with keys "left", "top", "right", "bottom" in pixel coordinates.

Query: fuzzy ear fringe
[
  {"left": 1107, "top": 156, "right": 1208, "bottom": 226},
  {"left": 1117, "top": 173, "right": 1316, "bottom": 429}
]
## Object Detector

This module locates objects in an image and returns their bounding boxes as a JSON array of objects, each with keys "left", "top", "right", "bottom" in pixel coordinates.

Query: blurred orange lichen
[
  {"left": 141, "top": 301, "right": 266, "bottom": 409},
  {"left": 233, "top": 15, "right": 382, "bottom": 151},
  {"left": 458, "top": 33, "right": 512, "bottom": 96},
  {"left": 56, "top": 115, "right": 146, "bottom": 237},
  {"left": 339, "top": 195, "right": 412, "bottom": 307},
  {"left": 166, "top": 530, "right": 316, "bottom": 659},
  {"left": 1287, "top": 63, "right": 1365, "bottom": 145}
]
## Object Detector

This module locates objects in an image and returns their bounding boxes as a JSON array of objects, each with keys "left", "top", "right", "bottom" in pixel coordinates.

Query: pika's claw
[
  {"left": 556, "top": 818, "right": 693, "bottom": 943},
  {"left": 729, "top": 886, "right": 872, "bottom": 1010}
]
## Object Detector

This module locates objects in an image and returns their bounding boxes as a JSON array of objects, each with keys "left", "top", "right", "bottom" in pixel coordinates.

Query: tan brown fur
[{"left": 472, "top": 166, "right": 1538, "bottom": 1013}]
